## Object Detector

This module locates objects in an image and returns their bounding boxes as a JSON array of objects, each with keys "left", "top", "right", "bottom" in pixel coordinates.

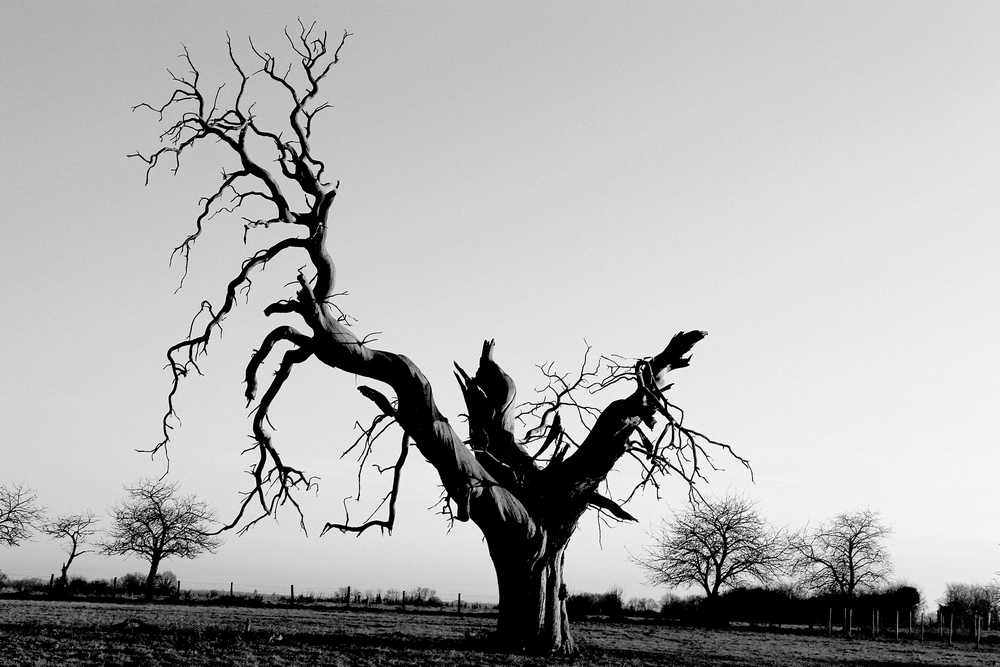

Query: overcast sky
[{"left": 1, "top": 2, "right": 998, "bottom": 607}]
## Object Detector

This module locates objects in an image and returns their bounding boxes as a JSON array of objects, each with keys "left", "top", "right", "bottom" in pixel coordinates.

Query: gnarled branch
[{"left": 138, "top": 28, "right": 745, "bottom": 551}]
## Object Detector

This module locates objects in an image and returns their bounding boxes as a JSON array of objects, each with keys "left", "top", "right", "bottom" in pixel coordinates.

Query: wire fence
[{"left": 177, "top": 581, "right": 496, "bottom": 604}]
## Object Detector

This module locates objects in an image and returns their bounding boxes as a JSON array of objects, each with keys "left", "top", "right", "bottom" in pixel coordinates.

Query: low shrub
[{"left": 567, "top": 588, "right": 625, "bottom": 618}]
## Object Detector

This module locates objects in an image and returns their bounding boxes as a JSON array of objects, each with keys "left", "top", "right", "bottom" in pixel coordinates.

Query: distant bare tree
[
  {"left": 100, "top": 480, "right": 222, "bottom": 599},
  {"left": 637, "top": 494, "right": 787, "bottom": 601},
  {"left": 789, "top": 509, "right": 892, "bottom": 600},
  {"left": 0, "top": 483, "right": 45, "bottom": 547},
  {"left": 42, "top": 511, "right": 100, "bottom": 586}
]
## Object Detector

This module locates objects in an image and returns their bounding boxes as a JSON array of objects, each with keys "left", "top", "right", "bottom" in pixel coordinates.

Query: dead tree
[
  {"left": 132, "top": 23, "right": 747, "bottom": 653},
  {"left": 42, "top": 511, "right": 100, "bottom": 587}
]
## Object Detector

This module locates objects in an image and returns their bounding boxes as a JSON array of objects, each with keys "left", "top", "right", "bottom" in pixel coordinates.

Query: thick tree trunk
[
  {"left": 539, "top": 546, "right": 573, "bottom": 653},
  {"left": 488, "top": 533, "right": 575, "bottom": 654}
]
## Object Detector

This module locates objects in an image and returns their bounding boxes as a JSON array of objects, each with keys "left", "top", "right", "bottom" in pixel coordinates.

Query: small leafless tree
[
  {"left": 0, "top": 483, "right": 45, "bottom": 547},
  {"left": 131, "top": 23, "right": 747, "bottom": 653},
  {"left": 42, "top": 511, "right": 100, "bottom": 586},
  {"left": 789, "top": 509, "right": 892, "bottom": 600},
  {"left": 100, "top": 480, "right": 223, "bottom": 599},
  {"left": 637, "top": 494, "right": 787, "bottom": 601}
]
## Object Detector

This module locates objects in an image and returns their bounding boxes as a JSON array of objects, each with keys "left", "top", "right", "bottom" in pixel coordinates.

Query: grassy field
[{"left": 2, "top": 598, "right": 999, "bottom": 666}]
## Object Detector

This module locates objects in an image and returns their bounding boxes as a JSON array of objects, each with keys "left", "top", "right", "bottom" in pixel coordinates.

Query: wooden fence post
[
  {"left": 402, "top": 590, "right": 406, "bottom": 610},
  {"left": 230, "top": 582, "right": 234, "bottom": 597},
  {"left": 177, "top": 580, "right": 181, "bottom": 597},
  {"left": 346, "top": 585, "right": 351, "bottom": 607},
  {"left": 949, "top": 612, "right": 953, "bottom": 646},
  {"left": 291, "top": 584, "right": 295, "bottom": 605},
  {"left": 895, "top": 610, "right": 898, "bottom": 640},
  {"left": 113, "top": 576, "right": 117, "bottom": 597},
  {"left": 828, "top": 608, "right": 833, "bottom": 637},
  {"left": 458, "top": 593, "right": 462, "bottom": 615}
]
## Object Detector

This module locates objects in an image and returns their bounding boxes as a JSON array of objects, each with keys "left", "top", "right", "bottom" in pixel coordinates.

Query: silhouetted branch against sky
[
  {"left": 0, "top": 484, "right": 45, "bottom": 548},
  {"left": 131, "top": 25, "right": 746, "bottom": 553}
]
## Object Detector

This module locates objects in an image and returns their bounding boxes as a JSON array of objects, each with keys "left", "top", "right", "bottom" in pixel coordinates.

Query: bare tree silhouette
[
  {"left": 0, "top": 483, "right": 44, "bottom": 548},
  {"left": 100, "top": 480, "right": 222, "bottom": 599},
  {"left": 637, "top": 494, "right": 787, "bottom": 600},
  {"left": 42, "top": 511, "right": 100, "bottom": 586},
  {"left": 132, "top": 23, "right": 747, "bottom": 653},
  {"left": 790, "top": 509, "right": 893, "bottom": 601}
]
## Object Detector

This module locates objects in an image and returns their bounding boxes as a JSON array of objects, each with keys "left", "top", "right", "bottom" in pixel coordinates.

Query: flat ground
[{"left": 1, "top": 599, "right": 998, "bottom": 666}]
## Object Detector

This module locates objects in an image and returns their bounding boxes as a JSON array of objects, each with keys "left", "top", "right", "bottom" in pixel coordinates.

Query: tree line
[
  {"left": 1, "top": 570, "right": 182, "bottom": 598},
  {"left": 8, "top": 480, "right": 1000, "bottom": 632},
  {"left": 637, "top": 495, "right": 893, "bottom": 604},
  {"left": 633, "top": 493, "right": 998, "bottom": 630},
  {"left": 0, "top": 570, "right": 462, "bottom": 609},
  {"left": 0, "top": 479, "right": 220, "bottom": 599}
]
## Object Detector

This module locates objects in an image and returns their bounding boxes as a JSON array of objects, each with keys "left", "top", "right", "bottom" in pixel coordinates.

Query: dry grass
[{"left": 2, "top": 599, "right": 999, "bottom": 666}]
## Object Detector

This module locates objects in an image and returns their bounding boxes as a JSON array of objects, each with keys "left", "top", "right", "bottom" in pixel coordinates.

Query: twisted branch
[
  {"left": 134, "top": 30, "right": 343, "bottom": 511},
  {"left": 137, "top": 25, "right": 746, "bottom": 549}
]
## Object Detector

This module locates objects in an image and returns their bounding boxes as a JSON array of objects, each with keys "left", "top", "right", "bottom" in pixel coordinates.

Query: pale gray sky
[{"left": 1, "top": 2, "right": 998, "bottom": 606}]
